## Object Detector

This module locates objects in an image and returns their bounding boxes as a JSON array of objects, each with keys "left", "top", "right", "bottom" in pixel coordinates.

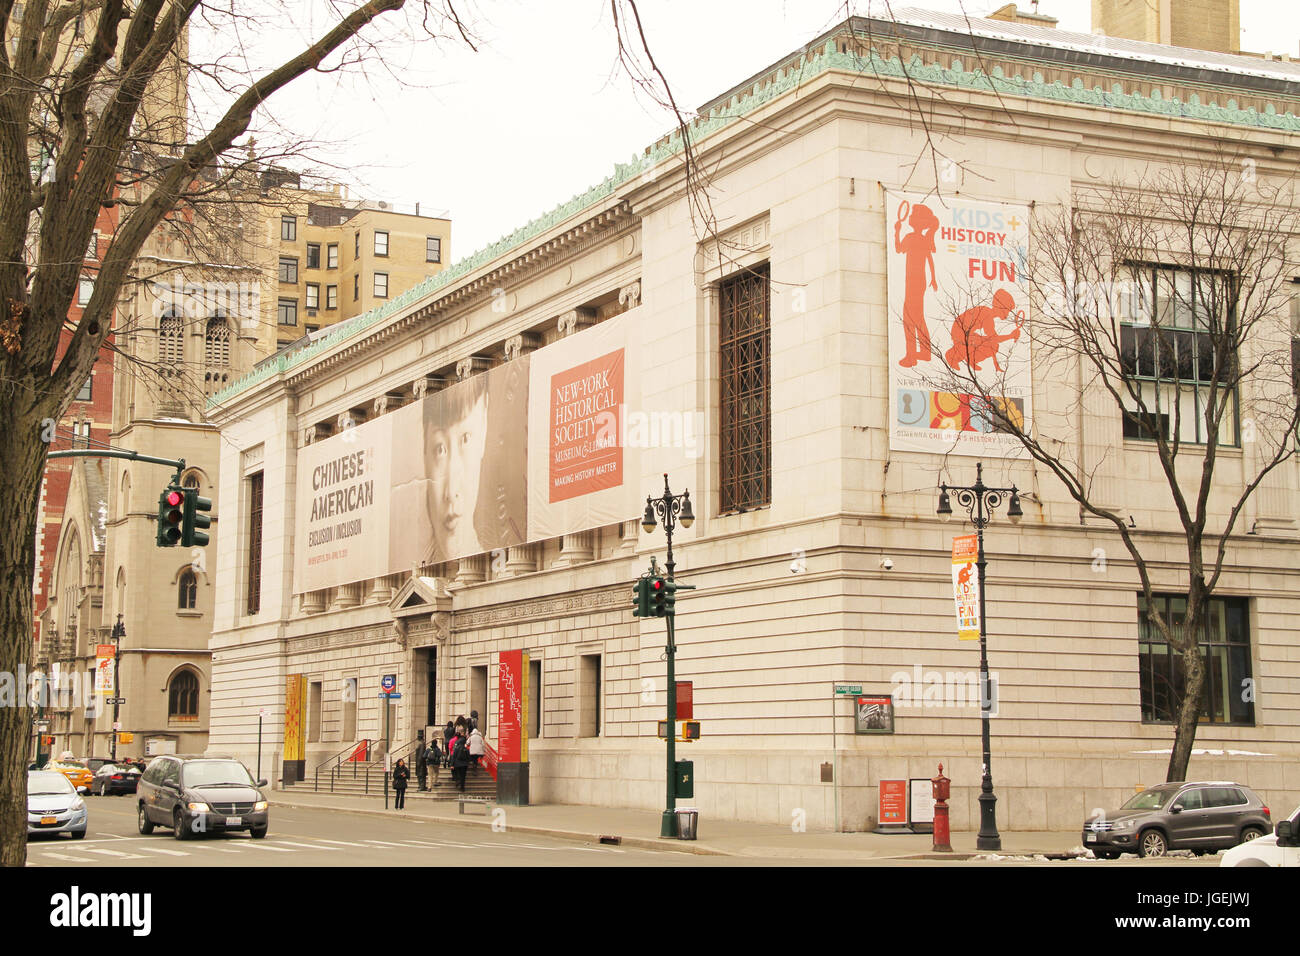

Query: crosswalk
[{"left": 28, "top": 834, "right": 626, "bottom": 864}]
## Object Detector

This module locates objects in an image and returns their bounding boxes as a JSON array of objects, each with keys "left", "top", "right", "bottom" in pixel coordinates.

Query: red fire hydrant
[{"left": 932, "top": 763, "right": 952, "bottom": 852}]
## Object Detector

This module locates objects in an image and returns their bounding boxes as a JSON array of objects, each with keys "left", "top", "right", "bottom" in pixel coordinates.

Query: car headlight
[
  {"left": 187, "top": 802, "right": 210, "bottom": 813},
  {"left": 71, "top": 797, "right": 85, "bottom": 811},
  {"left": 1113, "top": 819, "right": 1135, "bottom": 830},
  {"left": 254, "top": 801, "right": 268, "bottom": 812}
]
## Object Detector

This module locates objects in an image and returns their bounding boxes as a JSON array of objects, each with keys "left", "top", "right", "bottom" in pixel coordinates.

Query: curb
[{"left": 270, "top": 796, "right": 734, "bottom": 856}]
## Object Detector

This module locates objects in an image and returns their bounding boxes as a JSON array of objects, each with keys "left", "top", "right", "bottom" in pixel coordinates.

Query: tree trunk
[
  {"left": 0, "top": 396, "right": 50, "bottom": 868},
  {"left": 1166, "top": 638, "right": 1206, "bottom": 783}
]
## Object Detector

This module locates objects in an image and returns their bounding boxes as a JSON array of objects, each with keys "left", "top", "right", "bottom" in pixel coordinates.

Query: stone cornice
[{"left": 453, "top": 587, "right": 625, "bottom": 631}]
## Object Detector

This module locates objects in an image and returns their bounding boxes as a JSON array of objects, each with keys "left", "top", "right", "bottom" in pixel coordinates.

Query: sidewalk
[{"left": 270, "top": 787, "right": 1092, "bottom": 861}]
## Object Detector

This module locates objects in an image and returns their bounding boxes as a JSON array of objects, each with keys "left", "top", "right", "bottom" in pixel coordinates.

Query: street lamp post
[
  {"left": 937, "top": 461, "right": 1021, "bottom": 852},
  {"left": 110, "top": 615, "right": 124, "bottom": 763},
  {"left": 641, "top": 474, "right": 694, "bottom": 839}
]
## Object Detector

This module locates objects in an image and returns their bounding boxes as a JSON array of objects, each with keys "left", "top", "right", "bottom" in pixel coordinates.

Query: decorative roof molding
[{"left": 208, "top": 28, "right": 1299, "bottom": 410}]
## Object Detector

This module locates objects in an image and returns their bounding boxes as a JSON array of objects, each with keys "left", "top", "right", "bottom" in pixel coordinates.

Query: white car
[
  {"left": 27, "top": 770, "right": 88, "bottom": 839},
  {"left": 1221, "top": 805, "right": 1300, "bottom": 867}
]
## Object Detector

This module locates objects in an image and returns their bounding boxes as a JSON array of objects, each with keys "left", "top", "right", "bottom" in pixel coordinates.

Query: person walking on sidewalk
[
  {"left": 468, "top": 726, "right": 485, "bottom": 774},
  {"left": 425, "top": 740, "right": 442, "bottom": 786},
  {"left": 393, "top": 758, "right": 410, "bottom": 809},
  {"left": 451, "top": 735, "right": 471, "bottom": 793}
]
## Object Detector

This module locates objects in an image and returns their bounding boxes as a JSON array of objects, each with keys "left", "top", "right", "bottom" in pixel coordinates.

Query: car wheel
[
  {"left": 250, "top": 825, "right": 268, "bottom": 840},
  {"left": 1239, "top": 826, "right": 1265, "bottom": 844},
  {"left": 70, "top": 829, "right": 86, "bottom": 840},
  {"left": 173, "top": 808, "right": 190, "bottom": 841},
  {"left": 137, "top": 803, "right": 154, "bottom": 835},
  {"left": 1138, "top": 829, "right": 1168, "bottom": 858}
]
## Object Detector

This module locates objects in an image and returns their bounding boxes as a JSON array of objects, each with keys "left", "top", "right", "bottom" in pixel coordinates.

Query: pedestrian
[
  {"left": 443, "top": 721, "right": 454, "bottom": 767},
  {"left": 415, "top": 738, "right": 428, "bottom": 791},
  {"left": 426, "top": 739, "right": 442, "bottom": 785},
  {"left": 451, "top": 735, "right": 471, "bottom": 793},
  {"left": 468, "top": 710, "right": 479, "bottom": 733},
  {"left": 393, "top": 758, "right": 410, "bottom": 809},
  {"left": 468, "top": 725, "right": 485, "bottom": 774}
]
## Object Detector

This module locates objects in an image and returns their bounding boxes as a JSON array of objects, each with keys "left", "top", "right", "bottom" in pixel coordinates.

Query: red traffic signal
[{"left": 157, "top": 486, "right": 184, "bottom": 546}]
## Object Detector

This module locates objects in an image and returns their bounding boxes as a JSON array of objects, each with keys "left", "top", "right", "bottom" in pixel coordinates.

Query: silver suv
[{"left": 1083, "top": 781, "right": 1272, "bottom": 858}]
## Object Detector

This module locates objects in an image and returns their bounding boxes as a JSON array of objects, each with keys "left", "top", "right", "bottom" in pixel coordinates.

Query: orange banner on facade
[
  {"left": 284, "top": 674, "right": 306, "bottom": 762},
  {"left": 548, "top": 349, "right": 625, "bottom": 503}
]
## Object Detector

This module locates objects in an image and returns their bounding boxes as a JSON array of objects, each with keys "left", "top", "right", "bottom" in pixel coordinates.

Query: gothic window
[{"left": 168, "top": 670, "right": 200, "bottom": 720}]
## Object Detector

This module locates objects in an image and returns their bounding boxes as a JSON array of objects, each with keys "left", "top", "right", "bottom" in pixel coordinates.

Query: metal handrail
[{"left": 314, "top": 738, "right": 372, "bottom": 791}]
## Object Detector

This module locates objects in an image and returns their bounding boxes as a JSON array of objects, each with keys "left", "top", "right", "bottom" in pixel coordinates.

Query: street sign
[
  {"left": 105, "top": 697, "right": 126, "bottom": 705},
  {"left": 834, "top": 684, "right": 863, "bottom": 695},
  {"left": 380, "top": 673, "right": 397, "bottom": 692},
  {"left": 112, "top": 721, "right": 121, "bottom": 731},
  {"left": 259, "top": 707, "right": 271, "bottom": 719},
  {"left": 32, "top": 718, "right": 50, "bottom": 730},
  {"left": 377, "top": 692, "right": 402, "bottom": 699}
]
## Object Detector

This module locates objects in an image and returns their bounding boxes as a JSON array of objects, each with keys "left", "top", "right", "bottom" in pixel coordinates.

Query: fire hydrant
[{"left": 932, "top": 763, "right": 952, "bottom": 852}]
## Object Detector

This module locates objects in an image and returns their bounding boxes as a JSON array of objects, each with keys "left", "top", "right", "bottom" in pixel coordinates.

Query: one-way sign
[{"left": 105, "top": 697, "right": 127, "bottom": 705}]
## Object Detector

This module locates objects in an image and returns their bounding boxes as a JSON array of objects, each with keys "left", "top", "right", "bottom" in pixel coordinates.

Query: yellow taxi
[{"left": 46, "top": 761, "right": 94, "bottom": 794}]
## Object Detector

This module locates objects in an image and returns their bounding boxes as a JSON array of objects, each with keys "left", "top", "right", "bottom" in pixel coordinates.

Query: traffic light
[
  {"left": 680, "top": 720, "right": 701, "bottom": 741},
  {"left": 662, "top": 579, "right": 679, "bottom": 617},
  {"left": 156, "top": 486, "right": 184, "bottom": 546},
  {"left": 650, "top": 575, "right": 667, "bottom": 617},
  {"left": 183, "top": 488, "right": 212, "bottom": 547},
  {"left": 631, "top": 578, "right": 651, "bottom": 617}
]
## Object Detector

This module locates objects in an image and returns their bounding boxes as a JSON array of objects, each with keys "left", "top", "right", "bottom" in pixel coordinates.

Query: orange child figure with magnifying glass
[
  {"left": 895, "top": 201, "right": 940, "bottom": 367},
  {"left": 945, "top": 288, "right": 1023, "bottom": 373}
]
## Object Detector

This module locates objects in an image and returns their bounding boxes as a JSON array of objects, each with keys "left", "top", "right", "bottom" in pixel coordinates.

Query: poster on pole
[
  {"left": 886, "top": 189, "right": 1032, "bottom": 457},
  {"left": 951, "top": 534, "right": 980, "bottom": 641},
  {"left": 497, "top": 649, "right": 529, "bottom": 763},
  {"left": 94, "top": 644, "right": 115, "bottom": 695}
]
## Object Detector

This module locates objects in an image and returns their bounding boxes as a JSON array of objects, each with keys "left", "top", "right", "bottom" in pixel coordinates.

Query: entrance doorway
[{"left": 425, "top": 647, "right": 438, "bottom": 727}]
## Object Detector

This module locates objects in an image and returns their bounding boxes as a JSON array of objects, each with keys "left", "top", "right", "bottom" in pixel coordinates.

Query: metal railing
[{"left": 313, "top": 738, "right": 372, "bottom": 792}]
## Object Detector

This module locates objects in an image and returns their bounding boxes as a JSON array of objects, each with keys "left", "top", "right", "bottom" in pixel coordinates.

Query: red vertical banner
[
  {"left": 497, "top": 650, "right": 529, "bottom": 763},
  {"left": 676, "top": 681, "right": 693, "bottom": 720}
]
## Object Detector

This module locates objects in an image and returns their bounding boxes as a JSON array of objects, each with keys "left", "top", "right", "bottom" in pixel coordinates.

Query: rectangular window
[
  {"left": 373, "top": 272, "right": 388, "bottom": 298},
  {"left": 341, "top": 678, "right": 357, "bottom": 741},
  {"left": 354, "top": 231, "right": 360, "bottom": 258},
  {"left": 305, "top": 324, "right": 319, "bottom": 334},
  {"left": 528, "top": 658, "right": 542, "bottom": 739},
  {"left": 246, "top": 472, "right": 264, "bottom": 616},
  {"left": 426, "top": 236, "right": 441, "bottom": 263},
  {"left": 308, "top": 681, "right": 322, "bottom": 743},
  {"left": 305, "top": 283, "right": 320, "bottom": 310},
  {"left": 278, "top": 257, "right": 298, "bottom": 284},
  {"left": 78, "top": 276, "right": 93, "bottom": 305},
  {"left": 281, "top": 215, "right": 297, "bottom": 241},
  {"left": 87, "top": 232, "right": 99, "bottom": 261},
  {"left": 75, "top": 377, "right": 92, "bottom": 402},
  {"left": 470, "top": 665, "right": 488, "bottom": 739},
  {"left": 578, "top": 654, "right": 601, "bottom": 737},
  {"left": 353, "top": 274, "right": 359, "bottom": 302},
  {"left": 306, "top": 243, "right": 321, "bottom": 269},
  {"left": 719, "top": 263, "right": 772, "bottom": 513},
  {"left": 326, "top": 285, "right": 337, "bottom": 310},
  {"left": 1138, "top": 594, "right": 1253, "bottom": 725},
  {"left": 1119, "top": 266, "right": 1238, "bottom": 446},
  {"left": 374, "top": 231, "right": 389, "bottom": 257},
  {"left": 277, "top": 298, "right": 298, "bottom": 325},
  {"left": 327, "top": 243, "right": 338, "bottom": 269}
]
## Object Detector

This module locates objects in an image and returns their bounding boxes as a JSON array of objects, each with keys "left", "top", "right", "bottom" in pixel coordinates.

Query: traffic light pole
[
  {"left": 664, "top": 613, "right": 677, "bottom": 838},
  {"left": 110, "top": 615, "right": 124, "bottom": 762}
]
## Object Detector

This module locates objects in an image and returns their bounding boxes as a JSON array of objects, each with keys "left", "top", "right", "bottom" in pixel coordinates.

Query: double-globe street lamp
[
  {"left": 937, "top": 461, "right": 1021, "bottom": 852},
  {"left": 641, "top": 474, "right": 693, "bottom": 838}
]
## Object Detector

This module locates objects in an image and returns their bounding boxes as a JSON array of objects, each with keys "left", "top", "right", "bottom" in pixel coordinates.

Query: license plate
[
  {"left": 1086, "top": 833, "right": 1097, "bottom": 843},
  {"left": 41, "top": 816, "right": 57, "bottom": 825},
  {"left": 225, "top": 816, "right": 241, "bottom": 827}
]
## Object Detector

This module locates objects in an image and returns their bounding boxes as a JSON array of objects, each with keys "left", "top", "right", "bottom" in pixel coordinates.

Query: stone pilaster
[{"left": 552, "top": 531, "right": 595, "bottom": 567}]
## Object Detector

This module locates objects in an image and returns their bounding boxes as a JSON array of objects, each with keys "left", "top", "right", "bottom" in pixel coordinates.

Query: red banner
[
  {"left": 497, "top": 649, "right": 529, "bottom": 763},
  {"left": 548, "top": 349, "right": 624, "bottom": 503},
  {"left": 879, "top": 780, "right": 908, "bottom": 826}
]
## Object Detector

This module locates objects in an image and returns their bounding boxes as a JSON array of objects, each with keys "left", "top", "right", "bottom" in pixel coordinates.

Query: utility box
[{"left": 675, "top": 760, "right": 694, "bottom": 799}]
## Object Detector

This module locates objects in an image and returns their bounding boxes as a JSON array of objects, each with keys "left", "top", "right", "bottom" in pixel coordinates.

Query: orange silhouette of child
[
  {"left": 895, "top": 202, "right": 940, "bottom": 367},
  {"left": 945, "top": 289, "right": 1022, "bottom": 373}
]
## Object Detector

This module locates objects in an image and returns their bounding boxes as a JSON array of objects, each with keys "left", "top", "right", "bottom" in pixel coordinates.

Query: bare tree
[
  {"left": 921, "top": 152, "right": 1300, "bottom": 782},
  {"left": 0, "top": 0, "right": 488, "bottom": 869}
]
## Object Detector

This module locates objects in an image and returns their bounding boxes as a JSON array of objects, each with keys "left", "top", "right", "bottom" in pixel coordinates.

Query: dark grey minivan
[
  {"left": 1084, "top": 781, "right": 1271, "bottom": 858},
  {"left": 137, "top": 755, "right": 269, "bottom": 840}
]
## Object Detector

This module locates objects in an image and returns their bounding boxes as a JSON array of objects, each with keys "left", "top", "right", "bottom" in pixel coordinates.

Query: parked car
[
  {"left": 137, "top": 755, "right": 269, "bottom": 840},
  {"left": 1084, "top": 781, "right": 1271, "bottom": 858},
  {"left": 45, "top": 760, "right": 94, "bottom": 794},
  {"left": 27, "top": 770, "right": 87, "bottom": 839},
  {"left": 1221, "top": 805, "right": 1300, "bottom": 867},
  {"left": 92, "top": 762, "right": 141, "bottom": 796}
]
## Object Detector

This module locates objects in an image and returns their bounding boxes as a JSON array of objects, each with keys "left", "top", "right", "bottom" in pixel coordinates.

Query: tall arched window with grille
[
  {"left": 168, "top": 670, "right": 200, "bottom": 721},
  {"left": 158, "top": 312, "right": 183, "bottom": 366},
  {"left": 178, "top": 569, "right": 197, "bottom": 610},
  {"left": 204, "top": 316, "right": 231, "bottom": 399}
]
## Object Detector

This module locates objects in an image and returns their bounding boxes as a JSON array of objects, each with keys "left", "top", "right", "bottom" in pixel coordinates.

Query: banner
[
  {"left": 886, "top": 190, "right": 1032, "bottom": 457},
  {"left": 951, "top": 535, "right": 980, "bottom": 641},
  {"left": 294, "top": 308, "right": 695, "bottom": 594},
  {"left": 497, "top": 649, "right": 528, "bottom": 763},
  {"left": 94, "top": 644, "right": 115, "bottom": 695},
  {"left": 284, "top": 674, "right": 306, "bottom": 762}
]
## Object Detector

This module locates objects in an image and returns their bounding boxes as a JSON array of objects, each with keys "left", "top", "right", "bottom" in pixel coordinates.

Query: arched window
[
  {"left": 168, "top": 670, "right": 200, "bottom": 720},
  {"left": 119, "top": 471, "right": 131, "bottom": 514},
  {"left": 204, "top": 316, "right": 231, "bottom": 367},
  {"left": 115, "top": 567, "right": 126, "bottom": 621},
  {"left": 181, "top": 471, "right": 200, "bottom": 492},
  {"left": 178, "top": 569, "right": 197, "bottom": 610},
  {"left": 158, "top": 313, "right": 183, "bottom": 365}
]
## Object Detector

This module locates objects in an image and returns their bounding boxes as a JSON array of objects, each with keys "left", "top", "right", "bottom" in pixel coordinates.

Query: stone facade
[{"left": 207, "top": 13, "right": 1300, "bottom": 830}]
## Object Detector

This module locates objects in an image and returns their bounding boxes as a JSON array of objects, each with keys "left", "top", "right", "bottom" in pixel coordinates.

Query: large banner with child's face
[
  {"left": 886, "top": 190, "right": 1032, "bottom": 457},
  {"left": 294, "top": 309, "right": 688, "bottom": 593}
]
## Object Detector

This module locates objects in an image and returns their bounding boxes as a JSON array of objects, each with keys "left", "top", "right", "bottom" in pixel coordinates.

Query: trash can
[{"left": 675, "top": 807, "right": 699, "bottom": 840}]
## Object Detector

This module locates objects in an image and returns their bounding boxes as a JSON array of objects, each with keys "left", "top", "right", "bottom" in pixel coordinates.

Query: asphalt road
[{"left": 25, "top": 793, "right": 1225, "bottom": 867}]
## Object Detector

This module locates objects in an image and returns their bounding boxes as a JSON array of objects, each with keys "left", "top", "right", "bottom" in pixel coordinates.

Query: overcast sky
[{"left": 198, "top": 0, "right": 1300, "bottom": 260}]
